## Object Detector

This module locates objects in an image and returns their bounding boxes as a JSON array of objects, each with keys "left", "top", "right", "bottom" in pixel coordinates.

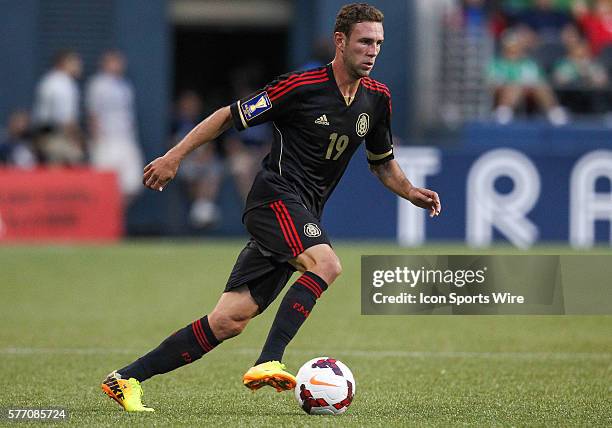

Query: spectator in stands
[
  {"left": 446, "top": 0, "right": 507, "bottom": 39},
  {"left": 86, "top": 50, "right": 144, "bottom": 206},
  {"left": 553, "top": 40, "right": 609, "bottom": 87},
  {"left": 553, "top": 39, "right": 610, "bottom": 113},
  {"left": 573, "top": 0, "right": 612, "bottom": 55},
  {"left": 561, "top": 23, "right": 584, "bottom": 51},
  {"left": 173, "top": 91, "right": 223, "bottom": 229},
  {"left": 32, "top": 49, "right": 84, "bottom": 165},
  {"left": 0, "top": 110, "right": 36, "bottom": 168},
  {"left": 488, "top": 30, "right": 569, "bottom": 125}
]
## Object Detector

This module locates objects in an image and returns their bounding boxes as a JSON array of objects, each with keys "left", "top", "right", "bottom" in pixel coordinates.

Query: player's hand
[
  {"left": 407, "top": 187, "right": 441, "bottom": 218},
  {"left": 143, "top": 155, "right": 180, "bottom": 192}
]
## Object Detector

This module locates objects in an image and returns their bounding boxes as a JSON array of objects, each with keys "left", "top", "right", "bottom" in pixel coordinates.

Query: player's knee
[
  {"left": 295, "top": 245, "right": 342, "bottom": 284},
  {"left": 330, "top": 256, "right": 343, "bottom": 280},
  {"left": 317, "top": 254, "right": 342, "bottom": 283}
]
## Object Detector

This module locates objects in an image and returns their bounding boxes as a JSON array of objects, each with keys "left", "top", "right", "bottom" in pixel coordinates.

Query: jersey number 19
[{"left": 325, "top": 133, "right": 349, "bottom": 160}]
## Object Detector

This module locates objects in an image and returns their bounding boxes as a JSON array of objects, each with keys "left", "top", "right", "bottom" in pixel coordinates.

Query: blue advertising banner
[{"left": 324, "top": 146, "right": 612, "bottom": 248}]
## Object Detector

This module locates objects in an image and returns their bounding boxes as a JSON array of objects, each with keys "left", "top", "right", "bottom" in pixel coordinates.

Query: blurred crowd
[
  {"left": 171, "top": 89, "right": 271, "bottom": 229},
  {"left": 168, "top": 59, "right": 278, "bottom": 229},
  {"left": 0, "top": 50, "right": 272, "bottom": 229},
  {"left": 450, "top": 0, "right": 612, "bottom": 124},
  {"left": 0, "top": 49, "right": 144, "bottom": 207}
]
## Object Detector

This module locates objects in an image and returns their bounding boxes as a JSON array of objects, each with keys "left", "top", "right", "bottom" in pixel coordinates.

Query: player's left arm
[{"left": 370, "top": 159, "right": 441, "bottom": 218}]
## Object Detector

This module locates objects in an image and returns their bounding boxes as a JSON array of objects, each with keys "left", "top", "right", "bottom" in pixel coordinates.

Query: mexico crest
[
  {"left": 356, "top": 113, "right": 369, "bottom": 137},
  {"left": 304, "top": 223, "right": 322, "bottom": 238}
]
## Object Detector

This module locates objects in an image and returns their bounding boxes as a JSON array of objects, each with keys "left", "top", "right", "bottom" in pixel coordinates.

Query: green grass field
[{"left": 1, "top": 241, "right": 610, "bottom": 427}]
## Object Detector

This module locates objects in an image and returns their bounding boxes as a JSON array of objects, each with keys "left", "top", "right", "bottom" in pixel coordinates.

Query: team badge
[
  {"left": 356, "top": 113, "right": 369, "bottom": 137},
  {"left": 304, "top": 223, "right": 322, "bottom": 238},
  {"left": 240, "top": 92, "right": 272, "bottom": 121}
]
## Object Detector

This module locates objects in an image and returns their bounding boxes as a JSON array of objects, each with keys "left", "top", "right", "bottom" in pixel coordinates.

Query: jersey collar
[{"left": 326, "top": 63, "right": 362, "bottom": 107}]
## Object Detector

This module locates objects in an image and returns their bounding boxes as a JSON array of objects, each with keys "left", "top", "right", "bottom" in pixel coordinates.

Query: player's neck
[{"left": 331, "top": 59, "right": 361, "bottom": 99}]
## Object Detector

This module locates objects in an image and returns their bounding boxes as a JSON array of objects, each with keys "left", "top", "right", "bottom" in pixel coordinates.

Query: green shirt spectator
[
  {"left": 552, "top": 41, "right": 609, "bottom": 88},
  {"left": 488, "top": 57, "right": 543, "bottom": 85}
]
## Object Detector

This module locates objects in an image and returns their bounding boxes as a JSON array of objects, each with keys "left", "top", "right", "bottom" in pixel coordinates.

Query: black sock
[
  {"left": 255, "top": 271, "right": 328, "bottom": 365},
  {"left": 117, "top": 315, "right": 221, "bottom": 382}
]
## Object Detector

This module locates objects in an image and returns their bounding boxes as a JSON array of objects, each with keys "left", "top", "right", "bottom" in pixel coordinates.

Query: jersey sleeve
[
  {"left": 364, "top": 94, "right": 394, "bottom": 165},
  {"left": 230, "top": 67, "right": 329, "bottom": 130},
  {"left": 230, "top": 75, "right": 298, "bottom": 131}
]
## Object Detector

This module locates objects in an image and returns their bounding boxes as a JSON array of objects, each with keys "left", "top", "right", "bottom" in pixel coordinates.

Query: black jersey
[{"left": 230, "top": 64, "right": 394, "bottom": 219}]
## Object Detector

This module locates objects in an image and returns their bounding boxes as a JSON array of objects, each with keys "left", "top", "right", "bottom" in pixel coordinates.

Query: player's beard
[{"left": 344, "top": 52, "right": 370, "bottom": 80}]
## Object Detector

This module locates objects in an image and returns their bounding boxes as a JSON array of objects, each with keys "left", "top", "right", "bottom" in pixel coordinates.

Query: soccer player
[{"left": 101, "top": 3, "right": 441, "bottom": 412}]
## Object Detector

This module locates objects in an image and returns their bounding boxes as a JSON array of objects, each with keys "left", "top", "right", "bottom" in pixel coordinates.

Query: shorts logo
[
  {"left": 241, "top": 92, "right": 272, "bottom": 121},
  {"left": 356, "top": 113, "right": 369, "bottom": 137},
  {"left": 304, "top": 223, "right": 321, "bottom": 238}
]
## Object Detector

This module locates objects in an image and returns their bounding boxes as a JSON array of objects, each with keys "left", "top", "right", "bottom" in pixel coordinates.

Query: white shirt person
[{"left": 86, "top": 50, "right": 144, "bottom": 205}]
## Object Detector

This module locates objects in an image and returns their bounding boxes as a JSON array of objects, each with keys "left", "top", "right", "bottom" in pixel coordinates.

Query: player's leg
[
  {"left": 114, "top": 286, "right": 257, "bottom": 382},
  {"left": 101, "top": 287, "right": 257, "bottom": 412},
  {"left": 208, "top": 286, "right": 259, "bottom": 340},
  {"left": 253, "top": 244, "right": 340, "bottom": 366},
  {"left": 241, "top": 200, "right": 339, "bottom": 391},
  {"left": 289, "top": 243, "right": 342, "bottom": 283},
  {"left": 101, "top": 242, "right": 268, "bottom": 411}
]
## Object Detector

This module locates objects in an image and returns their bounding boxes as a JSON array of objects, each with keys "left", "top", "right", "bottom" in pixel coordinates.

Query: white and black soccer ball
[{"left": 294, "top": 357, "right": 355, "bottom": 415}]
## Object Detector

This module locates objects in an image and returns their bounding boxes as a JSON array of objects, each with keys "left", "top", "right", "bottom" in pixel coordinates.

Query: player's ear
[{"left": 333, "top": 32, "right": 346, "bottom": 50}]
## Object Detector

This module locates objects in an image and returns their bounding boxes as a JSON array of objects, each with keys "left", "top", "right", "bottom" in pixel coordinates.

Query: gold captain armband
[{"left": 366, "top": 149, "right": 393, "bottom": 161}]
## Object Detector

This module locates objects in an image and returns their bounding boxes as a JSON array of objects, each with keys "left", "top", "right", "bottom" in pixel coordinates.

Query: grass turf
[{"left": 0, "top": 241, "right": 610, "bottom": 426}]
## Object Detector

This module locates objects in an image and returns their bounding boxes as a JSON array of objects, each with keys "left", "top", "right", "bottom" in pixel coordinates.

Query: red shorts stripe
[
  {"left": 270, "top": 77, "right": 329, "bottom": 102},
  {"left": 299, "top": 274, "right": 323, "bottom": 296},
  {"left": 274, "top": 201, "right": 303, "bottom": 255},
  {"left": 270, "top": 202, "right": 299, "bottom": 256},
  {"left": 267, "top": 70, "right": 327, "bottom": 96},
  {"left": 276, "top": 200, "right": 304, "bottom": 253}
]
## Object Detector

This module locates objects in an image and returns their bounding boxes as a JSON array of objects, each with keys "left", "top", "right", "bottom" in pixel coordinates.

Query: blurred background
[
  {"left": 2, "top": 4, "right": 610, "bottom": 423},
  {"left": 1, "top": 0, "right": 611, "bottom": 248}
]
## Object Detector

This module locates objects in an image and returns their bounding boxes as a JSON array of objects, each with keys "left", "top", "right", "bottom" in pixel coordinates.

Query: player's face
[{"left": 342, "top": 21, "right": 384, "bottom": 79}]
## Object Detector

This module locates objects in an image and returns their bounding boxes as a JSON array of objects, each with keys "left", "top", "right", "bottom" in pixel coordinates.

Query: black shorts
[{"left": 224, "top": 199, "right": 331, "bottom": 312}]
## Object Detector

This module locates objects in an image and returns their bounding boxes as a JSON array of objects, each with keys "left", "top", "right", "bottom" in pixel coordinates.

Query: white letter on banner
[
  {"left": 396, "top": 147, "right": 441, "bottom": 246},
  {"left": 570, "top": 150, "right": 612, "bottom": 248},
  {"left": 467, "top": 149, "right": 540, "bottom": 249}
]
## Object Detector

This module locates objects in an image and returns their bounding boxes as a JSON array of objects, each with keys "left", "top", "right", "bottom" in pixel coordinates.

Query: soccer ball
[{"left": 294, "top": 357, "right": 356, "bottom": 415}]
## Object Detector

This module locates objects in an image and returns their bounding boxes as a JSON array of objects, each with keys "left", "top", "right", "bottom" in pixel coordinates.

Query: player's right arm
[
  {"left": 144, "top": 69, "right": 307, "bottom": 191},
  {"left": 143, "top": 105, "right": 233, "bottom": 191}
]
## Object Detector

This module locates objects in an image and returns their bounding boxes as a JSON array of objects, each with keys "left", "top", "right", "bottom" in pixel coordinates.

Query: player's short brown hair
[{"left": 334, "top": 3, "right": 384, "bottom": 38}]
